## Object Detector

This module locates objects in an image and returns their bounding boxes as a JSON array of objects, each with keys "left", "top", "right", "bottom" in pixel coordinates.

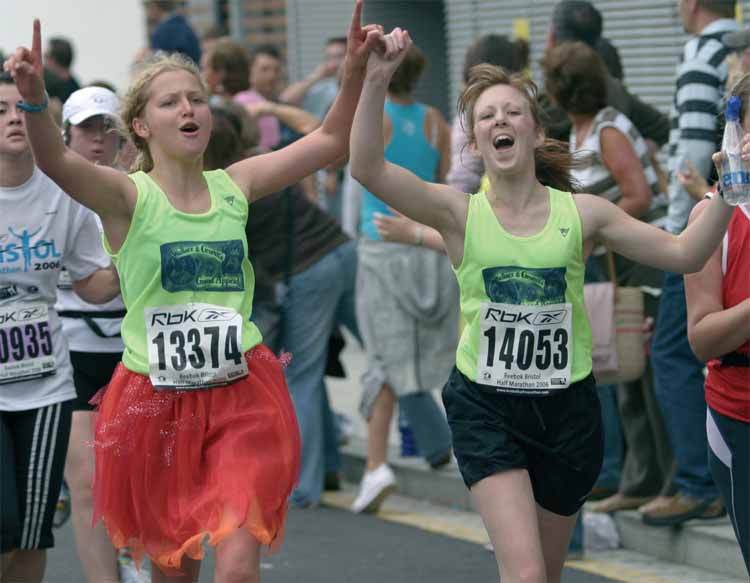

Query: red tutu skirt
[{"left": 91, "top": 344, "right": 301, "bottom": 576}]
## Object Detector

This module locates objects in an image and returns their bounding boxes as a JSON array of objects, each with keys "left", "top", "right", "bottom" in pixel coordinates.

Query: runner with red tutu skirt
[{"left": 3, "top": 3, "right": 386, "bottom": 580}]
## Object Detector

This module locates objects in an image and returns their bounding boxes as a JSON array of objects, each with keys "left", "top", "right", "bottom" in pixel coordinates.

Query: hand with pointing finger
[
  {"left": 343, "top": 0, "right": 386, "bottom": 76},
  {"left": 3, "top": 19, "right": 46, "bottom": 106}
]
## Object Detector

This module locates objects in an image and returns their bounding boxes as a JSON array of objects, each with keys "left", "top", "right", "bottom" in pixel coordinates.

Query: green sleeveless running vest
[
  {"left": 454, "top": 188, "right": 592, "bottom": 392},
  {"left": 104, "top": 170, "right": 261, "bottom": 375}
]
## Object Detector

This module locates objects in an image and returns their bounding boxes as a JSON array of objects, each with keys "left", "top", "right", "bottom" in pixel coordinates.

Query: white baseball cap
[{"left": 62, "top": 86, "right": 122, "bottom": 126}]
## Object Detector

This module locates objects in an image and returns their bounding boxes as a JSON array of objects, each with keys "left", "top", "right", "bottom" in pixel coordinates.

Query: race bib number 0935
[
  {"left": 145, "top": 303, "right": 248, "bottom": 390},
  {"left": 476, "top": 301, "right": 571, "bottom": 393},
  {"left": 0, "top": 303, "right": 56, "bottom": 385}
]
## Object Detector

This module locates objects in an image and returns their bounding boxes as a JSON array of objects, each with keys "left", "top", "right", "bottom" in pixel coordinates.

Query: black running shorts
[
  {"left": 1, "top": 400, "right": 73, "bottom": 552},
  {"left": 69, "top": 351, "right": 122, "bottom": 411},
  {"left": 442, "top": 367, "right": 604, "bottom": 516}
]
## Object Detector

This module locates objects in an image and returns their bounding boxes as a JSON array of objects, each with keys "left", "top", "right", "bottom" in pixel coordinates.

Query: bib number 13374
[
  {"left": 476, "top": 301, "right": 572, "bottom": 392},
  {"left": 145, "top": 303, "right": 248, "bottom": 390}
]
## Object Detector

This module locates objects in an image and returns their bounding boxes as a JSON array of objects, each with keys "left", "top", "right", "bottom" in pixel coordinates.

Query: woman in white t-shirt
[
  {"left": 0, "top": 74, "right": 120, "bottom": 582},
  {"left": 54, "top": 86, "right": 136, "bottom": 583}
]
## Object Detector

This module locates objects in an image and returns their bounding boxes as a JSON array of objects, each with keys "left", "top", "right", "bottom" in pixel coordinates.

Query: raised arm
[
  {"left": 349, "top": 28, "right": 464, "bottom": 236},
  {"left": 685, "top": 201, "right": 750, "bottom": 362},
  {"left": 227, "top": 0, "right": 381, "bottom": 201},
  {"left": 3, "top": 21, "right": 135, "bottom": 223},
  {"left": 245, "top": 100, "right": 320, "bottom": 136}
]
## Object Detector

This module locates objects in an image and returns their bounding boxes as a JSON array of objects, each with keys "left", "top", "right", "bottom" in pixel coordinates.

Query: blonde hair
[
  {"left": 458, "top": 64, "right": 581, "bottom": 193},
  {"left": 122, "top": 52, "right": 207, "bottom": 172}
]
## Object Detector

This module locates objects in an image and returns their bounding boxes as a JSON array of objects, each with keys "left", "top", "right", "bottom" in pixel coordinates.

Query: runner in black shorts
[
  {"left": 54, "top": 85, "right": 134, "bottom": 582},
  {"left": 350, "top": 32, "right": 734, "bottom": 582},
  {"left": 0, "top": 73, "right": 119, "bottom": 582}
]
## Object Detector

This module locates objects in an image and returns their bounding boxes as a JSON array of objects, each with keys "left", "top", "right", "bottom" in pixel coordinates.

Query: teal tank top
[{"left": 360, "top": 101, "right": 440, "bottom": 240}]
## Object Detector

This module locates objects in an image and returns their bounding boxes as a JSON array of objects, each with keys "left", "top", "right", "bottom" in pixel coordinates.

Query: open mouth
[
  {"left": 179, "top": 121, "right": 200, "bottom": 136},
  {"left": 493, "top": 134, "right": 515, "bottom": 151}
]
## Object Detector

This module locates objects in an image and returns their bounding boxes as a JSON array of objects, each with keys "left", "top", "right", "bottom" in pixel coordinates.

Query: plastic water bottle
[
  {"left": 719, "top": 95, "right": 750, "bottom": 205},
  {"left": 398, "top": 411, "right": 419, "bottom": 457}
]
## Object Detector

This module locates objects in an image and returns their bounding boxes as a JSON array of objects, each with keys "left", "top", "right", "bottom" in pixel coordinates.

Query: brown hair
[
  {"left": 121, "top": 52, "right": 206, "bottom": 172},
  {"left": 388, "top": 45, "right": 426, "bottom": 97},
  {"left": 207, "top": 39, "right": 250, "bottom": 95},
  {"left": 542, "top": 42, "right": 607, "bottom": 115},
  {"left": 204, "top": 106, "right": 245, "bottom": 170},
  {"left": 458, "top": 64, "right": 581, "bottom": 193},
  {"left": 698, "top": 0, "right": 736, "bottom": 18}
]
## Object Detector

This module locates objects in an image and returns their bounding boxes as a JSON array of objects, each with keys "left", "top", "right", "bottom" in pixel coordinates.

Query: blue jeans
[
  {"left": 398, "top": 391, "right": 452, "bottom": 466},
  {"left": 651, "top": 272, "right": 716, "bottom": 500},
  {"left": 596, "top": 384, "right": 623, "bottom": 490},
  {"left": 282, "top": 241, "right": 360, "bottom": 507}
]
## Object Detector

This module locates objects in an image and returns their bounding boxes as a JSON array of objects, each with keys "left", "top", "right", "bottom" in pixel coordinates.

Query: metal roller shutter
[{"left": 285, "top": 0, "right": 353, "bottom": 82}]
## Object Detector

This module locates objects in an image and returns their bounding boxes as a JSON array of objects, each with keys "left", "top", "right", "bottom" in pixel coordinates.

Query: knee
[
  {"left": 512, "top": 563, "right": 547, "bottom": 583},
  {"left": 216, "top": 559, "right": 259, "bottom": 583}
]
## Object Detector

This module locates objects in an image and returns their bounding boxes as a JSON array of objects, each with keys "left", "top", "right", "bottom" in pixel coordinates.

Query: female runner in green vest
[
  {"left": 350, "top": 29, "right": 735, "bottom": 583},
  {"left": 4, "top": 5, "right": 385, "bottom": 582}
]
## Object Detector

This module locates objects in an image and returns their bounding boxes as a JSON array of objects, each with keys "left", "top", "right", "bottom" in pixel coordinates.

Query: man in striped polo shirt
[{"left": 645, "top": 0, "right": 740, "bottom": 526}]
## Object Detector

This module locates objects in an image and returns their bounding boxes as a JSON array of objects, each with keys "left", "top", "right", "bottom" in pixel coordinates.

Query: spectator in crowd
[
  {"left": 144, "top": 0, "right": 201, "bottom": 64},
  {"left": 685, "top": 72, "right": 750, "bottom": 576},
  {"left": 543, "top": 0, "right": 670, "bottom": 147},
  {"left": 351, "top": 45, "right": 456, "bottom": 515},
  {"left": 281, "top": 37, "right": 347, "bottom": 119},
  {"left": 595, "top": 37, "right": 624, "bottom": 81},
  {"left": 200, "top": 25, "right": 229, "bottom": 58},
  {"left": 645, "top": 0, "right": 739, "bottom": 526},
  {"left": 201, "top": 39, "right": 319, "bottom": 149},
  {"left": 281, "top": 37, "right": 349, "bottom": 221},
  {"left": 44, "top": 37, "right": 81, "bottom": 102},
  {"left": 544, "top": 42, "right": 674, "bottom": 517}
]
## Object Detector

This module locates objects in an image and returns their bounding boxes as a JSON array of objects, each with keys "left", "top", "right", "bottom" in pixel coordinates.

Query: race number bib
[
  {"left": 145, "top": 303, "right": 248, "bottom": 390},
  {"left": 476, "top": 301, "right": 572, "bottom": 393},
  {"left": 0, "top": 303, "right": 56, "bottom": 384}
]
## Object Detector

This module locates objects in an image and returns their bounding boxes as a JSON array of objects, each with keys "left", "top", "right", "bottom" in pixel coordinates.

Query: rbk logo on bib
[
  {"left": 477, "top": 266, "right": 571, "bottom": 393},
  {"left": 145, "top": 302, "right": 248, "bottom": 390}
]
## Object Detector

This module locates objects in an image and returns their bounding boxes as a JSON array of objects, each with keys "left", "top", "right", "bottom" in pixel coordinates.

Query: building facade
[{"left": 188, "top": 0, "right": 750, "bottom": 120}]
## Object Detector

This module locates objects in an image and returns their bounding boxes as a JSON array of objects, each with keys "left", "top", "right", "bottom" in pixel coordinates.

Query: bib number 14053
[
  {"left": 145, "top": 303, "right": 248, "bottom": 390},
  {"left": 476, "top": 302, "right": 572, "bottom": 393}
]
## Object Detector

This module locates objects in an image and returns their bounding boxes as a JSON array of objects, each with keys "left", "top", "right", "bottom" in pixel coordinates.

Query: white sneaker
[
  {"left": 118, "top": 549, "right": 151, "bottom": 583},
  {"left": 351, "top": 464, "right": 396, "bottom": 514}
]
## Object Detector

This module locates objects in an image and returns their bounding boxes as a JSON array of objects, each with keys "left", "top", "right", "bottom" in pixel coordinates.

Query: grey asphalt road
[{"left": 45, "top": 504, "right": 618, "bottom": 583}]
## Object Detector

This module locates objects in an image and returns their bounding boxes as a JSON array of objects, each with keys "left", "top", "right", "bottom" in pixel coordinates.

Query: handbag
[{"left": 583, "top": 249, "right": 646, "bottom": 385}]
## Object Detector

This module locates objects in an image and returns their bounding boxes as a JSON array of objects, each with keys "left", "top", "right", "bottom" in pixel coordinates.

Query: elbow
[
  {"left": 350, "top": 159, "right": 372, "bottom": 189},
  {"left": 687, "top": 334, "right": 710, "bottom": 363}
]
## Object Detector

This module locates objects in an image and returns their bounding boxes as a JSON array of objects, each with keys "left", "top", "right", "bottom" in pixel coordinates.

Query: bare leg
[
  {"left": 0, "top": 549, "right": 46, "bottom": 583},
  {"left": 471, "top": 470, "right": 547, "bottom": 583},
  {"left": 536, "top": 505, "right": 578, "bottom": 583},
  {"left": 366, "top": 384, "right": 396, "bottom": 471},
  {"left": 214, "top": 529, "right": 261, "bottom": 583},
  {"left": 152, "top": 558, "right": 201, "bottom": 583},
  {"left": 65, "top": 411, "right": 119, "bottom": 582}
]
